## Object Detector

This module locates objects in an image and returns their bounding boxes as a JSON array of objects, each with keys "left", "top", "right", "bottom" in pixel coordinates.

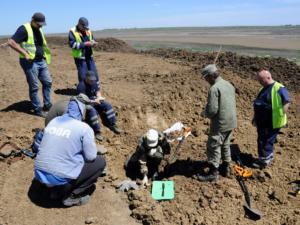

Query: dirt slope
[{"left": 0, "top": 40, "right": 299, "bottom": 225}]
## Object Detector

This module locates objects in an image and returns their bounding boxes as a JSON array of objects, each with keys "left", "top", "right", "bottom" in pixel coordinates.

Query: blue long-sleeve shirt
[
  {"left": 68, "top": 26, "right": 94, "bottom": 59},
  {"left": 34, "top": 101, "right": 97, "bottom": 181},
  {"left": 77, "top": 80, "right": 100, "bottom": 99}
]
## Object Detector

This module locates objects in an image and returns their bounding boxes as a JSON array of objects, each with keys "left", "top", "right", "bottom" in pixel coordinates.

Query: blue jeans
[
  {"left": 257, "top": 127, "right": 280, "bottom": 164},
  {"left": 74, "top": 57, "right": 99, "bottom": 82},
  {"left": 20, "top": 59, "right": 52, "bottom": 111}
]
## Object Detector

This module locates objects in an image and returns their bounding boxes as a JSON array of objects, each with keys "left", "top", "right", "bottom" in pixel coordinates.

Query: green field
[
  {"left": 128, "top": 40, "right": 300, "bottom": 64},
  {"left": 94, "top": 26, "right": 300, "bottom": 65}
]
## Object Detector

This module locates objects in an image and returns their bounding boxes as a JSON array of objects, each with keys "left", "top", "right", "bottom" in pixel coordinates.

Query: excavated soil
[
  {"left": 0, "top": 38, "right": 299, "bottom": 225},
  {"left": 47, "top": 36, "right": 136, "bottom": 53}
]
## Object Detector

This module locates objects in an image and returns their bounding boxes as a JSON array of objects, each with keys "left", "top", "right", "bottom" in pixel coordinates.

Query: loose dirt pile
[
  {"left": 144, "top": 48, "right": 300, "bottom": 92},
  {"left": 46, "top": 36, "right": 136, "bottom": 53},
  {"left": 0, "top": 38, "right": 299, "bottom": 225}
]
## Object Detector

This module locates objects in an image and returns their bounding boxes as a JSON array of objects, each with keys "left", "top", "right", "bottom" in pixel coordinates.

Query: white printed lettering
[{"left": 45, "top": 126, "right": 71, "bottom": 138}]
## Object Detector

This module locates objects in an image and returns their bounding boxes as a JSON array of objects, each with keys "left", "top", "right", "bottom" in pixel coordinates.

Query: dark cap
[
  {"left": 86, "top": 71, "right": 97, "bottom": 82},
  {"left": 32, "top": 12, "right": 46, "bottom": 26},
  {"left": 78, "top": 17, "right": 89, "bottom": 30}
]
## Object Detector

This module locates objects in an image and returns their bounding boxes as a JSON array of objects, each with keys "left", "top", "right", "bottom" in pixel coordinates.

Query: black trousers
[
  {"left": 42, "top": 155, "right": 106, "bottom": 199},
  {"left": 70, "top": 155, "right": 106, "bottom": 196}
]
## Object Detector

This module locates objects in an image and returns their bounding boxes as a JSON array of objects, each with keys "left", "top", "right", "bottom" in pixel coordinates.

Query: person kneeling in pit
[
  {"left": 34, "top": 97, "right": 106, "bottom": 207},
  {"left": 135, "top": 129, "right": 171, "bottom": 187}
]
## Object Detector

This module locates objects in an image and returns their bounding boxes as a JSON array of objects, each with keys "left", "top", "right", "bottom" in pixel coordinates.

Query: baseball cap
[
  {"left": 78, "top": 17, "right": 89, "bottom": 30},
  {"left": 201, "top": 64, "right": 218, "bottom": 78},
  {"left": 32, "top": 12, "right": 46, "bottom": 26}
]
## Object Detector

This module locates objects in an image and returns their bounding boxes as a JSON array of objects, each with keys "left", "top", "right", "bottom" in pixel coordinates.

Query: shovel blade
[{"left": 243, "top": 203, "right": 263, "bottom": 220}]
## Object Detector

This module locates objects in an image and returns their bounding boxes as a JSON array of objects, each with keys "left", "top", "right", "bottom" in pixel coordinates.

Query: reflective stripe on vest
[
  {"left": 271, "top": 82, "right": 287, "bottom": 128},
  {"left": 70, "top": 27, "right": 93, "bottom": 59},
  {"left": 20, "top": 23, "right": 51, "bottom": 64}
]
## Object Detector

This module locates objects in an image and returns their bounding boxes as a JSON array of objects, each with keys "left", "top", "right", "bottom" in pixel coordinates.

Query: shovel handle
[{"left": 237, "top": 176, "right": 251, "bottom": 207}]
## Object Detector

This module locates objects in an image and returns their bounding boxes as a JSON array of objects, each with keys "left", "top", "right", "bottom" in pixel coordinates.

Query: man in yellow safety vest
[
  {"left": 68, "top": 17, "right": 99, "bottom": 85},
  {"left": 8, "top": 12, "right": 52, "bottom": 118},
  {"left": 252, "top": 69, "right": 290, "bottom": 169}
]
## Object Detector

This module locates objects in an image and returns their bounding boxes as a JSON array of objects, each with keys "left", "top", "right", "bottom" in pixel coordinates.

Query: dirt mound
[
  {"left": 143, "top": 48, "right": 300, "bottom": 92},
  {"left": 46, "top": 36, "right": 135, "bottom": 53},
  {"left": 93, "top": 37, "right": 136, "bottom": 53}
]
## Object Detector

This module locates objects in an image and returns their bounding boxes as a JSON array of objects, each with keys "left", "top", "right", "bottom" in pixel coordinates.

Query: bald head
[{"left": 256, "top": 70, "right": 274, "bottom": 86}]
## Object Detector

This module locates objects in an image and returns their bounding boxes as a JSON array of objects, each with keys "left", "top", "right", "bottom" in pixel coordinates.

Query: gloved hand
[
  {"left": 117, "top": 180, "right": 139, "bottom": 192},
  {"left": 142, "top": 175, "right": 150, "bottom": 188}
]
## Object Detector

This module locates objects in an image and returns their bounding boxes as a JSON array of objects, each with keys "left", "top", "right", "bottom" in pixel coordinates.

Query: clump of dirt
[
  {"left": 93, "top": 38, "right": 136, "bottom": 53},
  {"left": 46, "top": 36, "right": 135, "bottom": 53},
  {"left": 143, "top": 48, "right": 300, "bottom": 92}
]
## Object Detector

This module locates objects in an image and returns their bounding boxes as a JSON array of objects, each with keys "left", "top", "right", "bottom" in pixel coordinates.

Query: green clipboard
[{"left": 151, "top": 181, "right": 174, "bottom": 200}]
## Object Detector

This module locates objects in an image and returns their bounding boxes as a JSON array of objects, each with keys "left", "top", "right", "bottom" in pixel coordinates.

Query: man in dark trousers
[
  {"left": 8, "top": 12, "right": 52, "bottom": 118},
  {"left": 77, "top": 71, "right": 122, "bottom": 135},
  {"left": 34, "top": 98, "right": 106, "bottom": 207},
  {"left": 68, "top": 17, "right": 99, "bottom": 83},
  {"left": 252, "top": 69, "right": 290, "bottom": 169},
  {"left": 196, "top": 64, "right": 237, "bottom": 182},
  {"left": 45, "top": 94, "right": 103, "bottom": 141}
]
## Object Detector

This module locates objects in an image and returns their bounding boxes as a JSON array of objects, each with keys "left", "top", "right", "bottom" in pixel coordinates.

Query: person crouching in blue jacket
[
  {"left": 34, "top": 98, "right": 106, "bottom": 207},
  {"left": 77, "top": 70, "right": 122, "bottom": 135}
]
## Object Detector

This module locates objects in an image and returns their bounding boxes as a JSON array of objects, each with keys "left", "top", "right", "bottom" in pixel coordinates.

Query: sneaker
[
  {"left": 109, "top": 125, "right": 122, "bottom": 134},
  {"left": 62, "top": 194, "right": 90, "bottom": 207},
  {"left": 95, "top": 132, "right": 104, "bottom": 142},
  {"left": 97, "top": 145, "right": 108, "bottom": 155},
  {"left": 43, "top": 103, "right": 52, "bottom": 112},
  {"left": 252, "top": 160, "right": 268, "bottom": 169},
  {"left": 34, "top": 109, "right": 48, "bottom": 118}
]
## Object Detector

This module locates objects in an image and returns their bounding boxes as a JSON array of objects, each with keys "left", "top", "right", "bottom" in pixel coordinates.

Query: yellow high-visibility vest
[
  {"left": 70, "top": 27, "right": 93, "bottom": 58},
  {"left": 271, "top": 82, "right": 287, "bottom": 128},
  {"left": 20, "top": 23, "right": 51, "bottom": 64}
]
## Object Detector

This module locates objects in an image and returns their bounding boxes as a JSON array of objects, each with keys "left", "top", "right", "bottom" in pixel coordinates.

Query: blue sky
[{"left": 1, "top": 0, "right": 300, "bottom": 35}]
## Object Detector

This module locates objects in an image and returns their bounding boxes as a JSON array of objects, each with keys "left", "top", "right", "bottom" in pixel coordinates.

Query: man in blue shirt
[
  {"left": 44, "top": 94, "right": 103, "bottom": 141},
  {"left": 8, "top": 12, "right": 52, "bottom": 118},
  {"left": 77, "top": 70, "right": 122, "bottom": 135},
  {"left": 34, "top": 98, "right": 106, "bottom": 207},
  {"left": 252, "top": 69, "right": 290, "bottom": 169},
  {"left": 68, "top": 17, "right": 99, "bottom": 83}
]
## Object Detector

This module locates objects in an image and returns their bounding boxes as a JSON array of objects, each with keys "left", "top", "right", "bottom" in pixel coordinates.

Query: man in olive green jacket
[{"left": 196, "top": 64, "right": 237, "bottom": 182}]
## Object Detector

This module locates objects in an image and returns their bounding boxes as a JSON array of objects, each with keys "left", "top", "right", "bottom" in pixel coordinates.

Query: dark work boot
[
  {"left": 43, "top": 103, "right": 53, "bottom": 112},
  {"left": 219, "top": 162, "right": 231, "bottom": 177},
  {"left": 95, "top": 132, "right": 104, "bottom": 142},
  {"left": 109, "top": 124, "right": 122, "bottom": 134},
  {"left": 34, "top": 109, "right": 48, "bottom": 118},
  {"left": 196, "top": 164, "right": 219, "bottom": 182}
]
